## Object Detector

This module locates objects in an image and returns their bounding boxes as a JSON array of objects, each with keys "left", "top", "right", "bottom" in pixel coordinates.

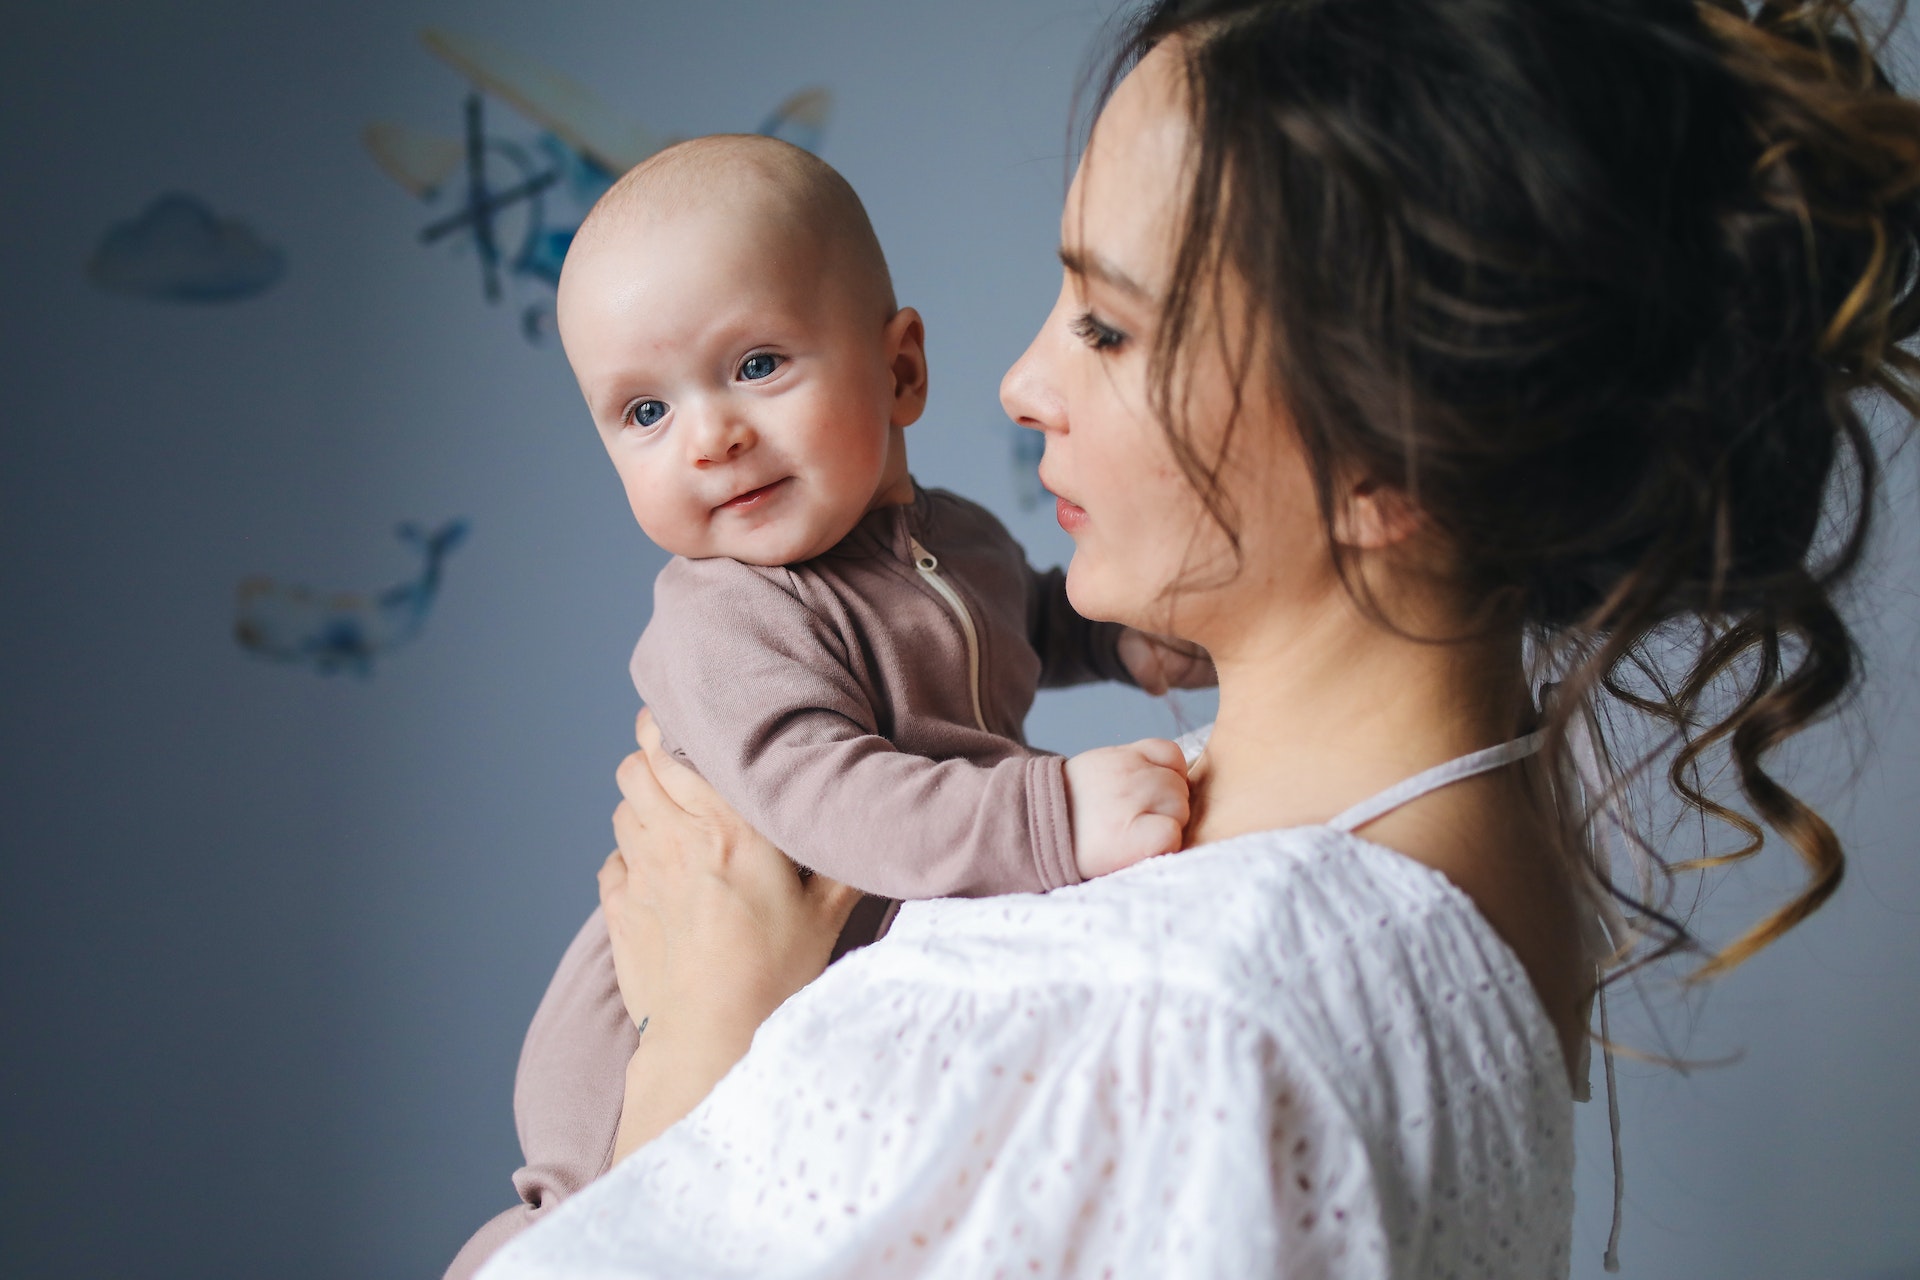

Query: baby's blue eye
[
  {"left": 630, "top": 400, "right": 667, "bottom": 428},
  {"left": 740, "top": 353, "right": 781, "bottom": 381}
]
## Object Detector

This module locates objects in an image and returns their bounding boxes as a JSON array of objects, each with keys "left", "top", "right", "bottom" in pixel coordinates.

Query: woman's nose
[{"left": 1000, "top": 327, "right": 1065, "bottom": 436}]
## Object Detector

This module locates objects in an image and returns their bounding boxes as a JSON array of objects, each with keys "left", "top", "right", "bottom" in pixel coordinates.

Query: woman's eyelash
[{"left": 1070, "top": 312, "right": 1126, "bottom": 351}]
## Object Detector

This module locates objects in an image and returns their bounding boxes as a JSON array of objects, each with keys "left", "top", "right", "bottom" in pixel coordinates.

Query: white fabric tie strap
[
  {"left": 1564, "top": 705, "right": 1631, "bottom": 1274},
  {"left": 1325, "top": 726, "right": 1626, "bottom": 1270},
  {"left": 1326, "top": 731, "right": 1547, "bottom": 833}
]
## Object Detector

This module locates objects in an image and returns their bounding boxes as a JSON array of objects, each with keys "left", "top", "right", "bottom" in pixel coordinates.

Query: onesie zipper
[{"left": 907, "top": 535, "right": 987, "bottom": 732}]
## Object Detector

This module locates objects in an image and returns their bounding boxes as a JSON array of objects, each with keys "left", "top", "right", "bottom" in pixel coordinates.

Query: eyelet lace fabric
[{"left": 480, "top": 825, "right": 1575, "bottom": 1280}]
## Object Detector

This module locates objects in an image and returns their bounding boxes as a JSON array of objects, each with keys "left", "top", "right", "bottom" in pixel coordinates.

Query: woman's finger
[
  {"left": 600, "top": 847, "right": 640, "bottom": 948},
  {"left": 602, "top": 842, "right": 658, "bottom": 920},
  {"left": 636, "top": 714, "right": 734, "bottom": 820},
  {"left": 598, "top": 848, "right": 661, "bottom": 1034},
  {"left": 612, "top": 800, "right": 665, "bottom": 906},
  {"left": 616, "top": 744, "right": 690, "bottom": 828},
  {"left": 805, "top": 871, "right": 866, "bottom": 931},
  {"left": 598, "top": 848, "right": 629, "bottom": 898}
]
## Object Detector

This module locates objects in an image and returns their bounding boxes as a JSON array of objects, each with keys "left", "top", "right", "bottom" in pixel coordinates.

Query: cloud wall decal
[{"left": 89, "top": 193, "right": 287, "bottom": 303}]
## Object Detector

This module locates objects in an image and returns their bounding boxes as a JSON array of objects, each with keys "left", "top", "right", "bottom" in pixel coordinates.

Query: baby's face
[{"left": 558, "top": 206, "right": 914, "bottom": 565}]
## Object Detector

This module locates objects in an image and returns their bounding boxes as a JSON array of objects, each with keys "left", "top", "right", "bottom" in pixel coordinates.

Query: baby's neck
[{"left": 865, "top": 431, "right": 915, "bottom": 513}]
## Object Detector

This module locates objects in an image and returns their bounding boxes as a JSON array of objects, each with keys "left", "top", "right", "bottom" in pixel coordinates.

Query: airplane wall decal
[{"left": 365, "top": 28, "right": 830, "bottom": 342}]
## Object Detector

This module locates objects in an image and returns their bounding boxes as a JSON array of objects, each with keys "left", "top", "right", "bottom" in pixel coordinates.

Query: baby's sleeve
[
  {"left": 631, "top": 558, "right": 1080, "bottom": 900},
  {"left": 1025, "top": 562, "right": 1135, "bottom": 689}
]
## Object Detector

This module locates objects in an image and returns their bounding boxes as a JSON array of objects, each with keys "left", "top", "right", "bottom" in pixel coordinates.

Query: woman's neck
[{"left": 1183, "top": 585, "right": 1527, "bottom": 848}]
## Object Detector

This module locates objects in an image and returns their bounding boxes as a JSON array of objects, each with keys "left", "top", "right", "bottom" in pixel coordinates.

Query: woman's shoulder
[{"left": 886, "top": 818, "right": 1546, "bottom": 1033}]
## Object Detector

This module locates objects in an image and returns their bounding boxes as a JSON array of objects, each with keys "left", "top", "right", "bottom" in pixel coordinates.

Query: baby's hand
[
  {"left": 1117, "top": 628, "right": 1216, "bottom": 696},
  {"left": 1065, "top": 738, "right": 1192, "bottom": 879}
]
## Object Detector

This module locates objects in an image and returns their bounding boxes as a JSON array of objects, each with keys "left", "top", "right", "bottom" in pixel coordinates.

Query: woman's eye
[
  {"left": 739, "top": 353, "right": 782, "bottom": 381},
  {"left": 1069, "top": 312, "right": 1126, "bottom": 352},
  {"left": 628, "top": 400, "right": 667, "bottom": 428}
]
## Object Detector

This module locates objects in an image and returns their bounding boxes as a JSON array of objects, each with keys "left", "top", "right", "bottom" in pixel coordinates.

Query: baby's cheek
[{"left": 631, "top": 494, "right": 704, "bottom": 559}]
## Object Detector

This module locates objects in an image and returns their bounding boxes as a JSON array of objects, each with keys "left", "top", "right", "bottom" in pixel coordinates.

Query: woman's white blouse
[{"left": 481, "top": 825, "right": 1576, "bottom": 1279}]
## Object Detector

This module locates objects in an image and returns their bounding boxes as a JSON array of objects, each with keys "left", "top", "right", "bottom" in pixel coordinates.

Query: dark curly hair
[{"left": 1089, "top": 0, "right": 1920, "bottom": 979}]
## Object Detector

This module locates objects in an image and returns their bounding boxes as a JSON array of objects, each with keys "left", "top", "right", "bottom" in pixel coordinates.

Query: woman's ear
[
  {"left": 1330, "top": 476, "right": 1423, "bottom": 550},
  {"left": 884, "top": 306, "right": 929, "bottom": 428}
]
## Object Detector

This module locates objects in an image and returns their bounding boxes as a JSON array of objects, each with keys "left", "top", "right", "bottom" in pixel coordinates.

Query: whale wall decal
[{"left": 234, "top": 520, "right": 469, "bottom": 676}]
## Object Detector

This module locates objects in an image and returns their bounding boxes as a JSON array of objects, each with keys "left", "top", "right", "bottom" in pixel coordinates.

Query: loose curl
[{"left": 1091, "top": 0, "right": 1920, "bottom": 980}]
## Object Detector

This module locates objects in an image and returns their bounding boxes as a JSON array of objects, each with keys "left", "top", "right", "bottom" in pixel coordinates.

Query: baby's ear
[{"left": 884, "top": 306, "right": 929, "bottom": 427}]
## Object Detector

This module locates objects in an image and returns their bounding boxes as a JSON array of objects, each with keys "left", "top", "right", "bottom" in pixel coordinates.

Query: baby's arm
[
  {"left": 635, "top": 559, "right": 1080, "bottom": 899},
  {"left": 1064, "top": 739, "right": 1192, "bottom": 878}
]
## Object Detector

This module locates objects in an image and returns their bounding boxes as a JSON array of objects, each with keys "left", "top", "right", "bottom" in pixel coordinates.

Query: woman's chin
[
  {"left": 1067, "top": 552, "right": 1209, "bottom": 640},
  {"left": 1063, "top": 556, "right": 1134, "bottom": 625}
]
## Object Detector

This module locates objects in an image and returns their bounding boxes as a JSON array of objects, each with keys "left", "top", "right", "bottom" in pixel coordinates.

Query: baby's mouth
[{"left": 716, "top": 478, "right": 790, "bottom": 512}]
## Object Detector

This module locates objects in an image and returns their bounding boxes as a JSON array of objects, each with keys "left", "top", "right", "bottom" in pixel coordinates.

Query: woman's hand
[{"left": 599, "top": 707, "right": 862, "bottom": 1161}]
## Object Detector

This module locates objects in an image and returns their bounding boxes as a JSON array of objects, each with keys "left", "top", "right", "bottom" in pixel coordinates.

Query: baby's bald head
[
  {"left": 554, "top": 133, "right": 927, "bottom": 567},
  {"left": 565, "top": 134, "right": 895, "bottom": 322}
]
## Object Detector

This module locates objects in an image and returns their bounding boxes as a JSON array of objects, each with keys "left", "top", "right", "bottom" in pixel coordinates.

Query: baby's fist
[
  {"left": 1065, "top": 738, "right": 1192, "bottom": 880},
  {"left": 1116, "top": 628, "right": 1216, "bottom": 696}
]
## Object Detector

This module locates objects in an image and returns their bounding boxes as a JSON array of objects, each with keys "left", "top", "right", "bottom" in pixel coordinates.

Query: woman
[{"left": 477, "top": 0, "right": 1920, "bottom": 1274}]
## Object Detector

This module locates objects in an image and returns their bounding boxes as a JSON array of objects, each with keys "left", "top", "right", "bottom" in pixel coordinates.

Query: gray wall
[{"left": 1, "top": 3, "right": 1914, "bottom": 1278}]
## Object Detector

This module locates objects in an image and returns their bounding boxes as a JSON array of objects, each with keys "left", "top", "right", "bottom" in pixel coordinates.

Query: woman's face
[{"left": 1000, "top": 43, "right": 1334, "bottom": 648}]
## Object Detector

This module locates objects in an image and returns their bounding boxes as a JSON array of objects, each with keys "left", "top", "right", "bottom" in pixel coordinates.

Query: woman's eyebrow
[{"left": 1058, "top": 246, "right": 1151, "bottom": 302}]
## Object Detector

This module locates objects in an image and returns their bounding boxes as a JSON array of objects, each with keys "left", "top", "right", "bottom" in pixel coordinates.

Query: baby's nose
[{"left": 691, "top": 414, "right": 755, "bottom": 465}]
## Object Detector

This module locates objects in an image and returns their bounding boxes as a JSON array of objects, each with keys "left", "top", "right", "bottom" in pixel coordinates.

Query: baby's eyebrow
[
  {"left": 590, "top": 378, "right": 657, "bottom": 421},
  {"left": 1058, "top": 246, "right": 1151, "bottom": 302}
]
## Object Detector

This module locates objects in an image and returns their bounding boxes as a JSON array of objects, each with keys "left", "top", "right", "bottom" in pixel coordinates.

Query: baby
[
  {"left": 559, "top": 133, "right": 1205, "bottom": 902},
  {"left": 439, "top": 134, "right": 1207, "bottom": 1278}
]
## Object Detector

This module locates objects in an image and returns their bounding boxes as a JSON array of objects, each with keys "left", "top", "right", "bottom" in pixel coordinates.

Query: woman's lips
[
  {"left": 1055, "top": 494, "right": 1089, "bottom": 533},
  {"left": 718, "top": 478, "right": 788, "bottom": 512}
]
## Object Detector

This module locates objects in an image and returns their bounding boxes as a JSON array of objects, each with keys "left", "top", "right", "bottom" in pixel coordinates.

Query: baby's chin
[{"left": 664, "top": 514, "right": 868, "bottom": 567}]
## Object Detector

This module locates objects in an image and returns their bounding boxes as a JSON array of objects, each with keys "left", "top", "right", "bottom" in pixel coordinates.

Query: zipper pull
[{"left": 909, "top": 537, "right": 938, "bottom": 572}]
